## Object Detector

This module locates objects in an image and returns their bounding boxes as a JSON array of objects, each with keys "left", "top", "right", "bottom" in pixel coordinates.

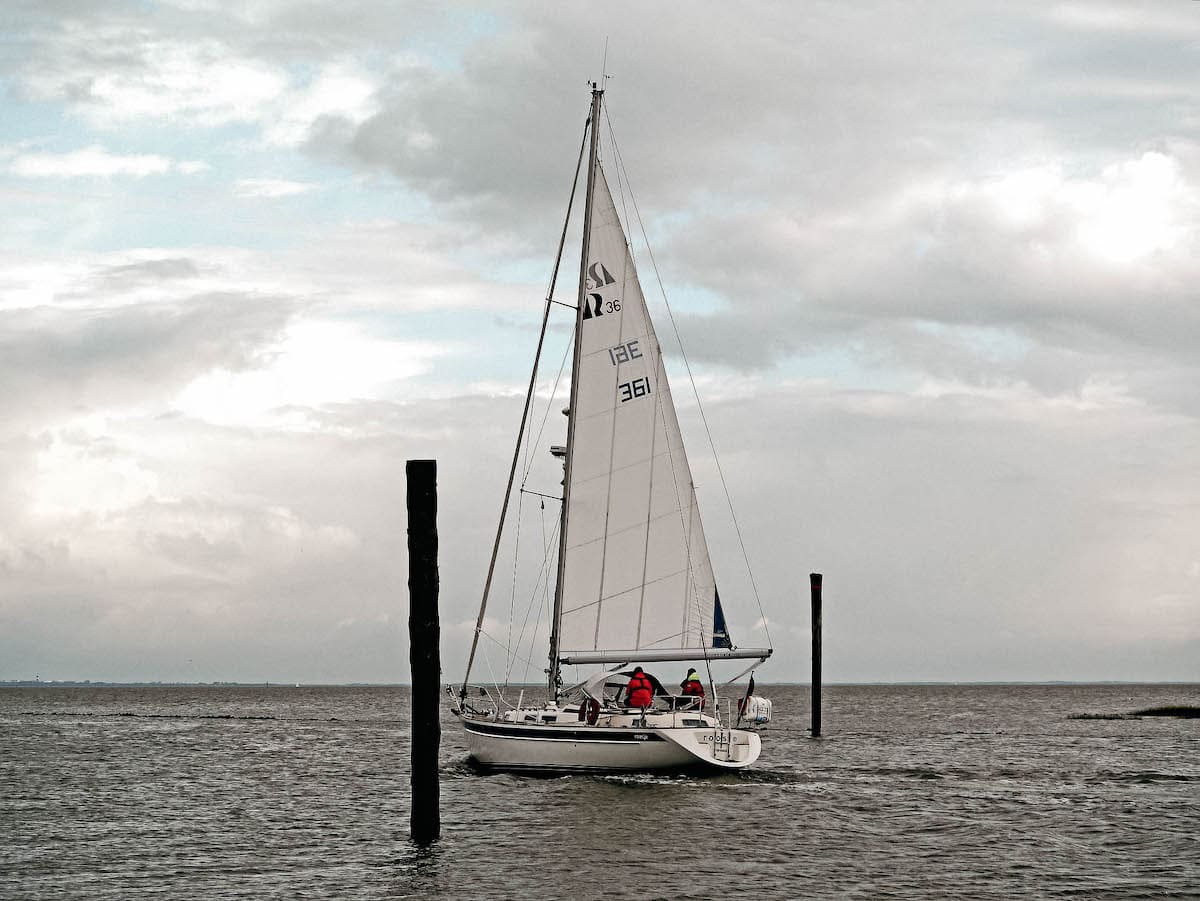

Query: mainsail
[
  {"left": 460, "top": 85, "right": 770, "bottom": 712},
  {"left": 556, "top": 164, "right": 725, "bottom": 663}
]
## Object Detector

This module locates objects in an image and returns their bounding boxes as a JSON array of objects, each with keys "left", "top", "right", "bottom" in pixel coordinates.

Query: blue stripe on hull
[
  {"left": 467, "top": 759, "right": 714, "bottom": 774},
  {"left": 462, "top": 719, "right": 667, "bottom": 743}
]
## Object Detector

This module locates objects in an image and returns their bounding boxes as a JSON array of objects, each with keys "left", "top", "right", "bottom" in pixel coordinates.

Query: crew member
[
  {"left": 625, "top": 666, "right": 654, "bottom": 709},
  {"left": 680, "top": 668, "right": 705, "bottom": 702}
]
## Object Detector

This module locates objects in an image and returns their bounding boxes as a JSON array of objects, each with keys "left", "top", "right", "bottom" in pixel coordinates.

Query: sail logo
[
  {"left": 583, "top": 261, "right": 621, "bottom": 320},
  {"left": 587, "top": 261, "right": 616, "bottom": 290}
]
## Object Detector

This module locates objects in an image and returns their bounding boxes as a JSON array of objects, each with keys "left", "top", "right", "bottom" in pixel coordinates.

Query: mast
[
  {"left": 458, "top": 117, "right": 591, "bottom": 702},
  {"left": 548, "top": 83, "right": 603, "bottom": 700}
]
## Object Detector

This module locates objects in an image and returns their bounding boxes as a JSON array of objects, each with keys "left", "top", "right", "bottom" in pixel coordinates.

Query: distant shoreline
[{"left": 3, "top": 680, "right": 1197, "bottom": 688}]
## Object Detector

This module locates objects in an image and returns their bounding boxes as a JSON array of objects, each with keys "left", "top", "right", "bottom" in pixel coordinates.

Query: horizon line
[{"left": 3, "top": 679, "right": 1197, "bottom": 688}]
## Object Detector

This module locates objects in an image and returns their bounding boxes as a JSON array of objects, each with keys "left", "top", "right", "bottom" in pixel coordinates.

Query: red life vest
[
  {"left": 627, "top": 673, "right": 653, "bottom": 708},
  {"left": 681, "top": 678, "right": 704, "bottom": 698}
]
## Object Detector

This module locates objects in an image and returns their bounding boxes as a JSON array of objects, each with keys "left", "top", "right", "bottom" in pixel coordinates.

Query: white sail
[{"left": 557, "top": 163, "right": 721, "bottom": 661}]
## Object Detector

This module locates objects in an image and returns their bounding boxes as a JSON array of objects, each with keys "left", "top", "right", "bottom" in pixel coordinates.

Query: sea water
[{"left": 2, "top": 684, "right": 1197, "bottom": 899}]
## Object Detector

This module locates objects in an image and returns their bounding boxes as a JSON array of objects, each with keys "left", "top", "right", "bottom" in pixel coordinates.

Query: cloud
[
  {"left": 0, "top": 292, "right": 300, "bottom": 430},
  {"left": 233, "top": 178, "right": 315, "bottom": 198},
  {"left": 265, "top": 62, "right": 380, "bottom": 147},
  {"left": 7, "top": 145, "right": 208, "bottom": 178},
  {"left": 261, "top": 220, "right": 543, "bottom": 314},
  {"left": 0, "top": 392, "right": 526, "bottom": 682},
  {"left": 655, "top": 143, "right": 1200, "bottom": 424},
  {"left": 18, "top": 31, "right": 289, "bottom": 128},
  {"left": 7, "top": 9, "right": 382, "bottom": 145},
  {"left": 681, "top": 381, "right": 1200, "bottom": 679},
  {"left": 173, "top": 319, "right": 451, "bottom": 428}
]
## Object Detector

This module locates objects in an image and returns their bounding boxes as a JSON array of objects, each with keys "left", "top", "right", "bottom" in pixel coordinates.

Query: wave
[{"left": 18, "top": 711, "right": 277, "bottom": 721}]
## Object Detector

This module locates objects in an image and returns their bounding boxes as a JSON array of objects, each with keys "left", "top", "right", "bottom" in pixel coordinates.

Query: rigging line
[
  {"left": 460, "top": 116, "right": 590, "bottom": 699},
  {"left": 522, "top": 335, "right": 572, "bottom": 485},
  {"left": 479, "top": 625, "right": 546, "bottom": 681},
  {"left": 532, "top": 571, "right": 554, "bottom": 681},
  {"left": 521, "top": 585, "right": 550, "bottom": 687},
  {"left": 503, "top": 488, "right": 526, "bottom": 684},
  {"left": 521, "top": 573, "right": 550, "bottom": 687},
  {"left": 479, "top": 643, "right": 507, "bottom": 709},
  {"left": 513, "top": 509, "right": 562, "bottom": 683},
  {"left": 520, "top": 305, "right": 571, "bottom": 483},
  {"left": 606, "top": 118, "right": 775, "bottom": 652},
  {"left": 603, "top": 107, "right": 635, "bottom": 255},
  {"left": 508, "top": 494, "right": 559, "bottom": 681},
  {"left": 718, "top": 659, "right": 763, "bottom": 689},
  {"left": 520, "top": 494, "right": 561, "bottom": 681},
  {"left": 520, "top": 488, "right": 562, "bottom": 502},
  {"left": 529, "top": 499, "right": 556, "bottom": 683},
  {"left": 523, "top": 499, "right": 551, "bottom": 685}
]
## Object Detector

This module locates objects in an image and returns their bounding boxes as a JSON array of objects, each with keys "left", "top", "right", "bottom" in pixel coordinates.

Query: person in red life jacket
[
  {"left": 625, "top": 666, "right": 654, "bottom": 710},
  {"left": 680, "top": 668, "right": 705, "bottom": 707}
]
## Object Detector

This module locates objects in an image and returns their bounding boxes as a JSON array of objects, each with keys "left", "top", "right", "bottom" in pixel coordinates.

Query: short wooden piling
[
  {"left": 407, "top": 459, "right": 440, "bottom": 844},
  {"left": 810, "top": 572, "right": 822, "bottom": 738}
]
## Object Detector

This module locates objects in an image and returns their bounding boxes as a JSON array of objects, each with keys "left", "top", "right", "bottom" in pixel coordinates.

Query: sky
[{"left": 1, "top": 1, "right": 1197, "bottom": 684}]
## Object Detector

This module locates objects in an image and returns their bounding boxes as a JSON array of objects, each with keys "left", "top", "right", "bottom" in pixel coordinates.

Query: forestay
[{"left": 557, "top": 163, "right": 723, "bottom": 662}]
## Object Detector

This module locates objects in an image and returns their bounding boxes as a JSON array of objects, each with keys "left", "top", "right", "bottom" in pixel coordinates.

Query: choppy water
[{"left": 2, "top": 683, "right": 1197, "bottom": 899}]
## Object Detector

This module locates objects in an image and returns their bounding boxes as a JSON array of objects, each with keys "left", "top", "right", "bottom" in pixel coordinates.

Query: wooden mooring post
[
  {"left": 407, "top": 459, "right": 440, "bottom": 844},
  {"left": 810, "top": 572, "right": 822, "bottom": 738}
]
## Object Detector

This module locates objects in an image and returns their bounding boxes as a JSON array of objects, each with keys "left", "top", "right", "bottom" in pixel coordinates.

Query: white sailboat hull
[{"left": 459, "top": 714, "right": 762, "bottom": 772}]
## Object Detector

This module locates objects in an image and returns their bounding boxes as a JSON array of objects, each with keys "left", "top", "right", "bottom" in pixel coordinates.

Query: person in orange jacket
[{"left": 625, "top": 666, "right": 654, "bottom": 709}]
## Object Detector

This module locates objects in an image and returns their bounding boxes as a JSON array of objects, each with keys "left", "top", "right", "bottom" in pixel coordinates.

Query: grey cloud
[
  {"left": 0, "top": 393, "right": 526, "bottom": 682},
  {"left": 330, "top": 51, "right": 588, "bottom": 244},
  {"left": 304, "top": 3, "right": 1200, "bottom": 403},
  {"left": 679, "top": 384, "right": 1200, "bottom": 681},
  {"left": 85, "top": 257, "right": 203, "bottom": 293},
  {"left": 322, "top": 4, "right": 1197, "bottom": 228},
  {"left": 648, "top": 150, "right": 1200, "bottom": 415},
  {"left": 0, "top": 292, "right": 299, "bottom": 425},
  {"left": 1, "top": 347, "right": 1196, "bottom": 682}
]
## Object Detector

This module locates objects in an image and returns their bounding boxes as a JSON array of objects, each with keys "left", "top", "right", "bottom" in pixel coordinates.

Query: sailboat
[{"left": 452, "top": 84, "right": 773, "bottom": 772}]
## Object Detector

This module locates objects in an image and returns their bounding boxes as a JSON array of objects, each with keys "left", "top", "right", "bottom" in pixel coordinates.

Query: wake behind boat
[{"left": 452, "top": 84, "right": 773, "bottom": 773}]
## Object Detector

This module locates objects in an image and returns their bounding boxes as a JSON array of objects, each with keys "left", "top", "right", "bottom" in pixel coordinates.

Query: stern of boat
[{"left": 658, "top": 726, "right": 761, "bottom": 769}]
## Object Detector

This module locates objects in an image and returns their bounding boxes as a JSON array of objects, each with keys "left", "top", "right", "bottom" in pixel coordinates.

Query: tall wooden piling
[
  {"left": 407, "top": 459, "right": 440, "bottom": 844},
  {"left": 810, "top": 572, "right": 822, "bottom": 738}
]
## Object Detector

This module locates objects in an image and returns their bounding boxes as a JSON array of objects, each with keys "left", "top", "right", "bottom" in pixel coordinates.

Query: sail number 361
[{"left": 618, "top": 377, "right": 652, "bottom": 403}]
